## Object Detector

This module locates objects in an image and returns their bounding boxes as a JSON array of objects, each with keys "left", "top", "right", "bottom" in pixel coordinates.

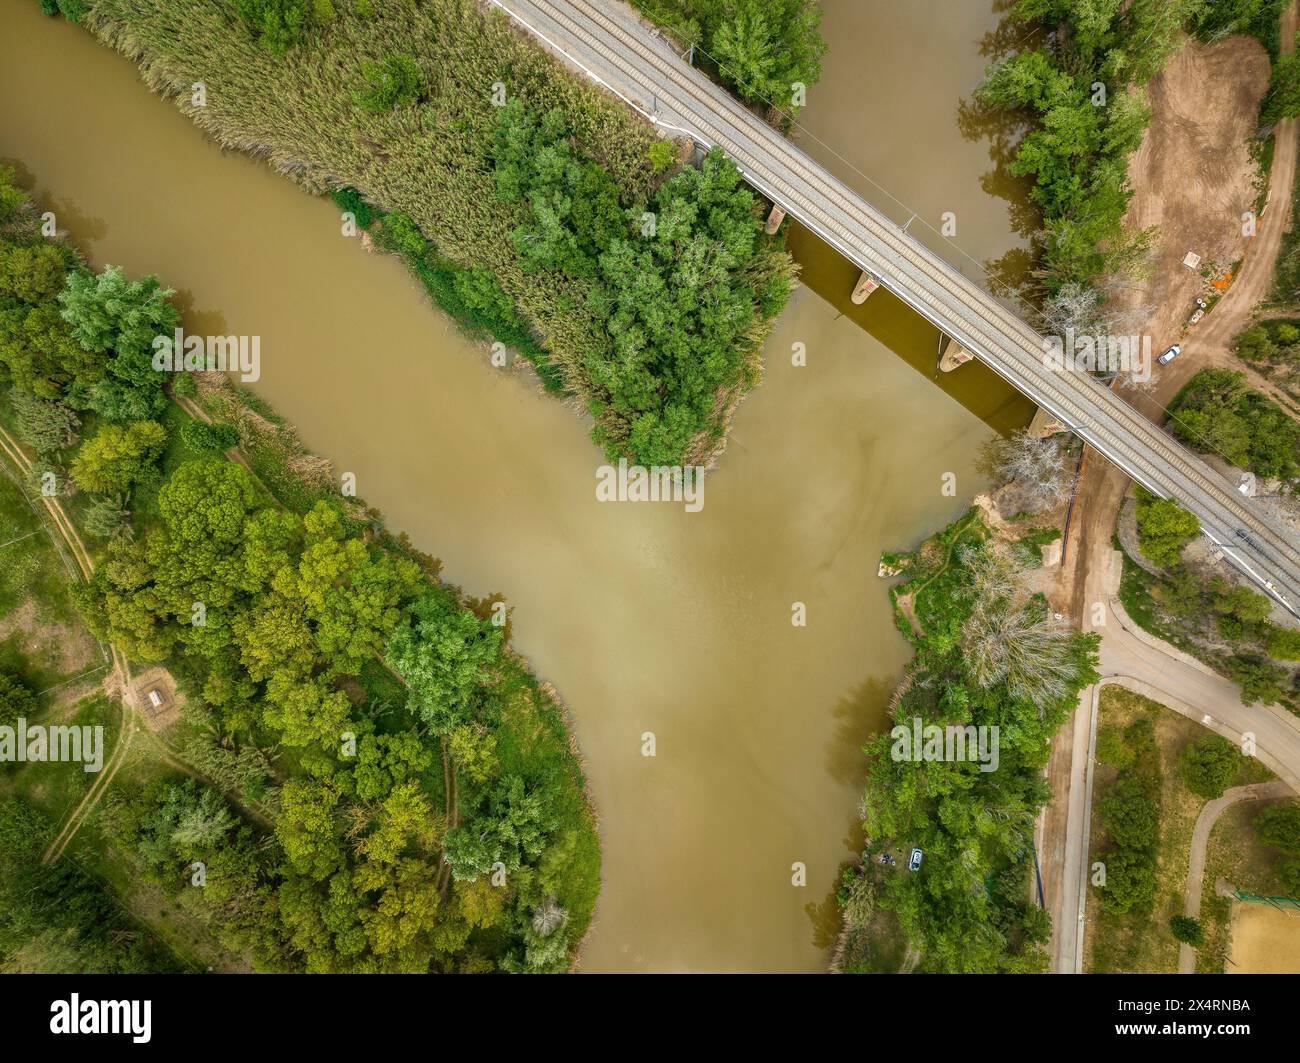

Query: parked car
[
  {"left": 1157, "top": 343, "right": 1181, "bottom": 366},
  {"left": 908, "top": 848, "right": 923, "bottom": 872}
]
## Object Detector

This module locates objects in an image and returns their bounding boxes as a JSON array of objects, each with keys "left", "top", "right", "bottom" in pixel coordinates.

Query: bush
[
  {"left": 232, "top": 0, "right": 313, "bottom": 57},
  {"left": 1230, "top": 654, "right": 1287, "bottom": 706},
  {"left": 1235, "top": 324, "right": 1276, "bottom": 362},
  {"left": 1254, "top": 801, "right": 1300, "bottom": 852},
  {"left": 1099, "top": 774, "right": 1159, "bottom": 849},
  {"left": 1179, "top": 735, "right": 1242, "bottom": 799},
  {"left": 330, "top": 186, "right": 377, "bottom": 231},
  {"left": 180, "top": 419, "right": 239, "bottom": 454},
  {"left": 647, "top": 140, "right": 678, "bottom": 172},
  {"left": 1135, "top": 489, "right": 1200, "bottom": 568},
  {"left": 1100, "top": 848, "right": 1157, "bottom": 914},
  {"left": 1266, "top": 625, "right": 1300, "bottom": 660},
  {"left": 353, "top": 55, "right": 423, "bottom": 112},
  {"left": 1169, "top": 914, "right": 1204, "bottom": 947}
]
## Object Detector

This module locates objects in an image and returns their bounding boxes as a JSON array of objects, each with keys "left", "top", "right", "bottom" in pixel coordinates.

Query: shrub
[
  {"left": 1099, "top": 774, "right": 1159, "bottom": 850},
  {"left": 1179, "top": 735, "right": 1242, "bottom": 799},
  {"left": 1235, "top": 324, "right": 1276, "bottom": 362},
  {"left": 1095, "top": 723, "right": 1135, "bottom": 770},
  {"left": 353, "top": 55, "right": 423, "bottom": 112},
  {"left": 1169, "top": 914, "right": 1204, "bottom": 947},
  {"left": 647, "top": 140, "right": 678, "bottom": 172},
  {"left": 1266, "top": 625, "right": 1300, "bottom": 660},
  {"left": 180, "top": 419, "right": 239, "bottom": 454},
  {"left": 1230, "top": 654, "right": 1287, "bottom": 706},
  {"left": 1256, "top": 801, "right": 1300, "bottom": 851},
  {"left": 330, "top": 186, "right": 376, "bottom": 230},
  {"left": 1100, "top": 848, "right": 1157, "bottom": 914},
  {"left": 1135, "top": 490, "right": 1200, "bottom": 568}
]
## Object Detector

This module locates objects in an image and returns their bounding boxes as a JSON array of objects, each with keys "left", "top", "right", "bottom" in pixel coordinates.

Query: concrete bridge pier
[
  {"left": 765, "top": 205, "right": 786, "bottom": 235},
  {"left": 937, "top": 337, "right": 974, "bottom": 373},
  {"left": 1029, "top": 405, "right": 1069, "bottom": 438},
  {"left": 851, "top": 270, "right": 879, "bottom": 304}
]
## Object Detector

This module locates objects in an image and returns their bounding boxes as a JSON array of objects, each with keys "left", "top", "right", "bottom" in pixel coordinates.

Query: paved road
[
  {"left": 491, "top": 0, "right": 1300, "bottom": 614},
  {"left": 1051, "top": 549, "right": 1300, "bottom": 972},
  {"left": 1178, "top": 780, "right": 1293, "bottom": 973}
]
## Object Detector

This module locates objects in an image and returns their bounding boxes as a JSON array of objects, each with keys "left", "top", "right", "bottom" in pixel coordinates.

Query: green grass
[{"left": 0, "top": 458, "right": 99, "bottom": 692}]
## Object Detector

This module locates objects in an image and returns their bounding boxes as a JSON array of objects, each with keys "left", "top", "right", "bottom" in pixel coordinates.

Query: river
[{"left": 0, "top": 0, "right": 1030, "bottom": 971}]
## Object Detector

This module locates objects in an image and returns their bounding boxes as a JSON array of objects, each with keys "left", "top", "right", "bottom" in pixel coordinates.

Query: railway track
[{"left": 498, "top": 0, "right": 1300, "bottom": 613}]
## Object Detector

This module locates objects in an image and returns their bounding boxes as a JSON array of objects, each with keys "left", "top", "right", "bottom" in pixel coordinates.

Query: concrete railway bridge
[{"left": 489, "top": 0, "right": 1300, "bottom": 616}]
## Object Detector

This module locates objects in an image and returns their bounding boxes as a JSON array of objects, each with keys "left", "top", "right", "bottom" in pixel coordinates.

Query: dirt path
[
  {"left": 1178, "top": 780, "right": 1292, "bottom": 973},
  {"left": 1046, "top": 9, "right": 1300, "bottom": 973},
  {"left": 0, "top": 421, "right": 144, "bottom": 863}
]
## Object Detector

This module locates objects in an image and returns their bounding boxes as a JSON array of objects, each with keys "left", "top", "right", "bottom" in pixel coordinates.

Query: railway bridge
[{"left": 490, "top": 0, "right": 1300, "bottom": 615}]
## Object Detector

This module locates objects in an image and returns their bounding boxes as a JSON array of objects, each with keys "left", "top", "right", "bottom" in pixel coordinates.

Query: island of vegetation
[{"left": 42, "top": 0, "right": 800, "bottom": 470}]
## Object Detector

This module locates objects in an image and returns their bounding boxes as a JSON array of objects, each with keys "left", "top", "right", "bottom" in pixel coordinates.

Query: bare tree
[
  {"left": 963, "top": 598, "right": 1077, "bottom": 708},
  {"left": 958, "top": 541, "right": 1079, "bottom": 709},
  {"left": 978, "top": 430, "right": 1070, "bottom": 513},
  {"left": 532, "top": 897, "right": 568, "bottom": 938}
]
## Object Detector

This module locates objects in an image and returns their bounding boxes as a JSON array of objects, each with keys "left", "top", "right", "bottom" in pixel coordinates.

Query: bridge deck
[{"left": 491, "top": 0, "right": 1300, "bottom": 615}]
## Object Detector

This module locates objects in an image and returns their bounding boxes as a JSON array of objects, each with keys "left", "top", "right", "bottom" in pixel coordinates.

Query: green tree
[
  {"left": 1179, "top": 735, "right": 1242, "bottom": 799},
  {"left": 1169, "top": 914, "right": 1204, "bottom": 946},
  {"left": 58, "top": 265, "right": 178, "bottom": 358},
  {"left": 0, "top": 672, "right": 37, "bottom": 726},
  {"left": 0, "top": 242, "right": 71, "bottom": 303},
  {"left": 1230, "top": 654, "right": 1287, "bottom": 706},
  {"left": 81, "top": 494, "right": 132, "bottom": 540},
  {"left": 1254, "top": 801, "right": 1300, "bottom": 852},
  {"left": 386, "top": 589, "right": 503, "bottom": 733},
  {"left": 70, "top": 420, "right": 167, "bottom": 494},
  {"left": 1135, "top": 490, "right": 1200, "bottom": 568},
  {"left": 9, "top": 392, "right": 80, "bottom": 454}
]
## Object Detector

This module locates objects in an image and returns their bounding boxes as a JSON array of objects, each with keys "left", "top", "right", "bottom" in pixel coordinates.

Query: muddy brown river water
[{"left": 0, "top": 0, "right": 1033, "bottom": 970}]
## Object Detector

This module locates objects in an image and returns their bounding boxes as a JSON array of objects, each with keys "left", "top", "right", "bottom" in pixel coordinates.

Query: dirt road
[{"left": 1046, "top": 7, "right": 1300, "bottom": 973}]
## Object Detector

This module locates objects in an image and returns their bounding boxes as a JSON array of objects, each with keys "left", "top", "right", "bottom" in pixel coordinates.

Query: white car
[
  {"left": 1157, "top": 344, "right": 1181, "bottom": 366},
  {"left": 908, "top": 848, "right": 923, "bottom": 872}
]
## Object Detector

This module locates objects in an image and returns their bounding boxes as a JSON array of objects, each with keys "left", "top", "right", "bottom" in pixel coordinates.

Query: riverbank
[
  {"left": 0, "top": 161, "right": 600, "bottom": 972},
  {"left": 839, "top": 501, "right": 1098, "bottom": 973},
  {"left": 59, "top": 0, "right": 795, "bottom": 471}
]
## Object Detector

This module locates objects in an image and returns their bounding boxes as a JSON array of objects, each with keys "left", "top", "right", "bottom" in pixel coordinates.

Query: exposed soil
[
  {"left": 1047, "top": 12, "right": 1300, "bottom": 969},
  {"left": 1227, "top": 902, "right": 1300, "bottom": 972}
]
